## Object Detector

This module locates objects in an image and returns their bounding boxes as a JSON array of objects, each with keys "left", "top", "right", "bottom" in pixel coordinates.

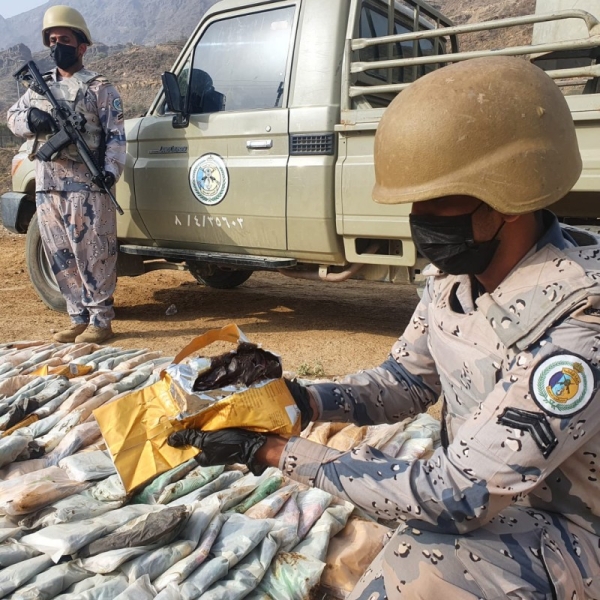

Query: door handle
[{"left": 246, "top": 139, "right": 273, "bottom": 150}]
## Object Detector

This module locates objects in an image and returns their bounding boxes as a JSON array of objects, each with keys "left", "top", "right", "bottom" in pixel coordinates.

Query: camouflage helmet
[
  {"left": 372, "top": 56, "right": 582, "bottom": 215},
  {"left": 42, "top": 5, "right": 93, "bottom": 47}
]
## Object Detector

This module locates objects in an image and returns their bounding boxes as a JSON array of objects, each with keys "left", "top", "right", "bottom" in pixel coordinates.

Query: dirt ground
[{"left": 0, "top": 224, "right": 422, "bottom": 380}]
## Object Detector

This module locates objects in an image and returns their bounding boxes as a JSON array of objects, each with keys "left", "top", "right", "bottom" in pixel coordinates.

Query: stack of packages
[{"left": 0, "top": 327, "right": 440, "bottom": 599}]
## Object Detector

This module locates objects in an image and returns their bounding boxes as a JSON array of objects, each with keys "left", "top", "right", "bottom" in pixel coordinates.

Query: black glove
[
  {"left": 27, "top": 108, "right": 56, "bottom": 134},
  {"left": 284, "top": 378, "right": 314, "bottom": 430},
  {"left": 168, "top": 428, "right": 267, "bottom": 475}
]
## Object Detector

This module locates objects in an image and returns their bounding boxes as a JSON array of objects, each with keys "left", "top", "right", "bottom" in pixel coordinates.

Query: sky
[{"left": 0, "top": 0, "right": 47, "bottom": 19}]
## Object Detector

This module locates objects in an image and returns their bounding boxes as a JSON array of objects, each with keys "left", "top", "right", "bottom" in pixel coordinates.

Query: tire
[
  {"left": 187, "top": 262, "right": 253, "bottom": 289},
  {"left": 25, "top": 213, "right": 67, "bottom": 313}
]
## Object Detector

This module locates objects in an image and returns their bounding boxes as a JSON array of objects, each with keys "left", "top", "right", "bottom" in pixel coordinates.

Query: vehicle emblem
[
  {"left": 189, "top": 153, "right": 229, "bottom": 206},
  {"left": 530, "top": 352, "right": 595, "bottom": 417}
]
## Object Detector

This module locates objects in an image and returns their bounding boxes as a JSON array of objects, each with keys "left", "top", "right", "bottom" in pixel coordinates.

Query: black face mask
[
  {"left": 409, "top": 203, "right": 504, "bottom": 275},
  {"left": 50, "top": 42, "right": 79, "bottom": 70}
]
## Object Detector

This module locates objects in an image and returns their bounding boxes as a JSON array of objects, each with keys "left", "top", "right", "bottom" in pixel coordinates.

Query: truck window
[
  {"left": 355, "top": 0, "right": 445, "bottom": 107},
  {"left": 187, "top": 6, "right": 295, "bottom": 114}
]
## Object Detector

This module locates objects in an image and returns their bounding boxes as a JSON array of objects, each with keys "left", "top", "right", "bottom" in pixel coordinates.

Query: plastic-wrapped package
[
  {"left": 256, "top": 551, "right": 325, "bottom": 600},
  {"left": 29, "top": 411, "right": 81, "bottom": 454},
  {"left": 53, "top": 574, "right": 126, "bottom": 600},
  {"left": 180, "top": 500, "right": 220, "bottom": 545},
  {"left": 167, "top": 470, "right": 243, "bottom": 507},
  {"left": 0, "top": 465, "right": 89, "bottom": 516},
  {"left": 293, "top": 502, "right": 354, "bottom": 562},
  {"left": 403, "top": 413, "right": 442, "bottom": 443},
  {"left": 230, "top": 474, "right": 283, "bottom": 514},
  {"left": 115, "top": 351, "right": 163, "bottom": 372},
  {"left": 296, "top": 488, "right": 333, "bottom": 540},
  {"left": 79, "top": 505, "right": 190, "bottom": 557},
  {"left": 379, "top": 429, "right": 411, "bottom": 458},
  {"left": 320, "top": 516, "right": 392, "bottom": 599},
  {"left": 0, "top": 540, "right": 41, "bottom": 567},
  {"left": 275, "top": 493, "right": 301, "bottom": 551},
  {"left": 204, "top": 483, "right": 258, "bottom": 512},
  {"left": 59, "top": 383, "right": 97, "bottom": 413},
  {"left": 0, "top": 375, "right": 38, "bottom": 396},
  {"left": 132, "top": 458, "right": 198, "bottom": 504},
  {"left": 244, "top": 484, "right": 297, "bottom": 520},
  {"left": 19, "top": 493, "right": 121, "bottom": 531},
  {"left": 79, "top": 547, "right": 150, "bottom": 574},
  {"left": 155, "top": 465, "right": 224, "bottom": 505},
  {"left": 244, "top": 592, "right": 272, "bottom": 600},
  {"left": 326, "top": 425, "right": 368, "bottom": 452},
  {"left": 154, "top": 584, "right": 183, "bottom": 600},
  {"left": 0, "top": 525, "right": 22, "bottom": 543},
  {"left": 19, "top": 411, "right": 65, "bottom": 439},
  {"left": 210, "top": 514, "right": 273, "bottom": 567},
  {"left": 109, "top": 367, "right": 154, "bottom": 394},
  {"left": 395, "top": 437, "right": 434, "bottom": 460},
  {"left": 0, "top": 554, "right": 53, "bottom": 597},
  {"left": 179, "top": 556, "right": 230, "bottom": 600},
  {"left": 201, "top": 529, "right": 284, "bottom": 600},
  {"left": 86, "top": 474, "right": 127, "bottom": 503},
  {"left": 153, "top": 514, "right": 224, "bottom": 592},
  {"left": 305, "top": 422, "right": 332, "bottom": 445},
  {"left": 362, "top": 421, "right": 407, "bottom": 450},
  {"left": 113, "top": 574, "right": 156, "bottom": 600},
  {"left": 0, "top": 456, "right": 48, "bottom": 479},
  {"left": 44, "top": 421, "right": 101, "bottom": 466},
  {"left": 59, "top": 450, "right": 116, "bottom": 482},
  {"left": 0, "top": 433, "right": 31, "bottom": 467},
  {"left": 11, "top": 560, "right": 92, "bottom": 600},
  {"left": 20, "top": 505, "right": 155, "bottom": 562},
  {"left": 179, "top": 514, "right": 273, "bottom": 600},
  {"left": 121, "top": 539, "right": 196, "bottom": 584}
]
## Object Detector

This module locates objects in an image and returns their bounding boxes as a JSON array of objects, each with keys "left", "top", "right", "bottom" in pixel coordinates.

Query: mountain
[
  {"left": 0, "top": 0, "right": 219, "bottom": 52},
  {"left": 0, "top": 0, "right": 541, "bottom": 124}
]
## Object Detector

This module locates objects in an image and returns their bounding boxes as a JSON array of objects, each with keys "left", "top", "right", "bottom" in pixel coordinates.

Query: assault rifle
[{"left": 14, "top": 60, "right": 124, "bottom": 215}]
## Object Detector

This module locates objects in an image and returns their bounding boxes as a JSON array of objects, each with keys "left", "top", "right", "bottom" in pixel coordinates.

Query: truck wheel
[
  {"left": 187, "top": 263, "right": 253, "bottom": 289},
  {"left": 25, "top": 213, "right": 67, "bottom": 313}
]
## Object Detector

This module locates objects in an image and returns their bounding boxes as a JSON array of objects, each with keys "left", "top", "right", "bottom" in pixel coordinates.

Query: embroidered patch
[
  {"left": 530, "top": 353, "right": 595, "bottom": 417},
  {"left": 497, "top": 408, "right": 558, "bottom": 458},
  {"left": 112, "top": 97, "right": 123, "bottom": 112}
]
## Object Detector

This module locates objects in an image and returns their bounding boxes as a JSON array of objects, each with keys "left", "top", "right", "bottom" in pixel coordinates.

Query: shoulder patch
[
  {"left": 530, "top": 352, "right": 596, "bottom": 417},
  {"left": 112, "top": 97, "right": 123, "bottom": 112}
]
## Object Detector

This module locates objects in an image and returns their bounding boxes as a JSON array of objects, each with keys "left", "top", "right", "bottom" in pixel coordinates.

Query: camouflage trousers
[
  {"left": 348, "top": 505, "right": 600, "bottom": 599},
  {"left": 36, "top": 190, "right": 117, "bottom": 329}
]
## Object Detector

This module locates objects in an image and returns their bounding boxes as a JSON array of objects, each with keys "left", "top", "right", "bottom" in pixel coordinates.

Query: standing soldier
[
  {"left": 7, "top": 6, "right": 125, "bottom": 344},
  {"left": 171, "top": 57, "right": 600, "bottom": 598}
]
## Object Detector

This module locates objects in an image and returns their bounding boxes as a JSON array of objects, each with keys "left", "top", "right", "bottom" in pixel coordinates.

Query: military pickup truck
[{"left": 3, "top": 0, "right": 600, "bottom": 312}]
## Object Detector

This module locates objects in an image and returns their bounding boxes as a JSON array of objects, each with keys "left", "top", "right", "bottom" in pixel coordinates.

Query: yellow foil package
[{"left": 94, "top": 324, "right": 300, "bottom": 493}]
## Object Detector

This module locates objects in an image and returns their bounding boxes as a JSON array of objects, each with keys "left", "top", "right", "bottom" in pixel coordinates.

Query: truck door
[{"left": 134, "top": 4, "right": 297, "bottom": 252}]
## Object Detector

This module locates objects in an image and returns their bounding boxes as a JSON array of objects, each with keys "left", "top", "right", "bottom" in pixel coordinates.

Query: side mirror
[{"left": 161, "top": 71, "right": 189, "bottom": 128}]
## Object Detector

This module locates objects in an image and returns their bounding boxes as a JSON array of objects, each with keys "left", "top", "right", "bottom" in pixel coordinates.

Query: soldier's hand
[
  {"left": 27, "top": 108, "right": 56, "bottom": 134},
  {"left": 168, "top": 428, "right": 267, "bottom": 475},
  {"left": 284, "top": 378, "right": 315, "bottom": 430}
]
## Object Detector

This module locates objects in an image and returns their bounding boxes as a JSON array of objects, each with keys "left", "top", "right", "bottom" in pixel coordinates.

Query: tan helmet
[
  {"left": 42, "top": 5, "right": 92, "bottom": 47},
  {"left": 372, "top": 56, "right": 582, "bottom": 215}
]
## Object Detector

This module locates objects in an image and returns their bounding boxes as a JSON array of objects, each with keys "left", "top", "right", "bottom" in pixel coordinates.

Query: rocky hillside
[
  {"left": 431, "top": 0, "right": 537, "bottom": 49},
  {"left": 0, "top": 42, "right": 183, "bottom": 125},
  {"left": 0, "top": 0, "right": 540, "bottom": 126},
  {"left": 0, "top": 0, "right": 219, "bottom": 52}
]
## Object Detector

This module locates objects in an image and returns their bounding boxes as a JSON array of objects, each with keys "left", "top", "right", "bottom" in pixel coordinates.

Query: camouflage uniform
[
  {"left": 7, "top": 68, "right": 125, "bottom": 328},
  {"left": 280, "top": 212, "right": 600, "bottom": 598}
]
